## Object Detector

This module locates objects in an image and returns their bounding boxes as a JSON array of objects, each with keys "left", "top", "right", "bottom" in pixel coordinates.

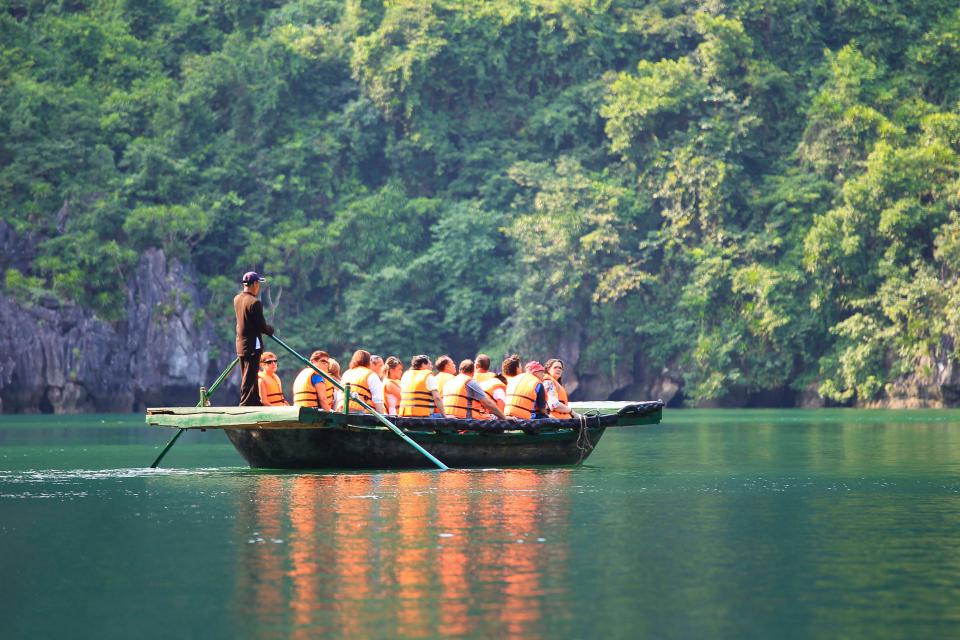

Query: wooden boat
[{"left": 145, "top": 400, "right": 663, "bottom": 470}]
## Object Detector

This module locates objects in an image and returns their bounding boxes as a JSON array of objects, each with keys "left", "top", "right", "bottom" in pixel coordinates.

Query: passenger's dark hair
[
  {"left": 350, "top": 349, "right": 371, "bottom": 369},
  {"left": 459, "top": 359, "right": 474, "bottom": 375},
  {"left": 410, "top": 354, "right": 431, "bottom": 369},
  {"left": 475, "top": 353, "right": 491, "bottom": 370},
  {"left": 435, "top": 354, "right": 455, "bottom": 373},
  {"left": 501, "top": 354, "right": 521, "bottom": 377}
]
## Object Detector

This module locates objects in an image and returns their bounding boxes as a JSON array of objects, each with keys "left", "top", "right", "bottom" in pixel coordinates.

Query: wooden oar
[
  {"left": 149, "top": 356, "right": 240, "bottom": 468},
  {"left": 268, "top": 334, "right": 449, "bottom": 471}
]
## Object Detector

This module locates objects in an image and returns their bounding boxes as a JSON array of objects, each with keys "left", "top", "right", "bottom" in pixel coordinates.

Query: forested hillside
[{"left": 3, "top": 0, "right": 960, "bottom": 407}]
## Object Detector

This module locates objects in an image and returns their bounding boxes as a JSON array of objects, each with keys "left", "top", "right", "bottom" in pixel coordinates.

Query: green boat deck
[{"left": 145, "top": 401, "right": 660, "bottom": 431}]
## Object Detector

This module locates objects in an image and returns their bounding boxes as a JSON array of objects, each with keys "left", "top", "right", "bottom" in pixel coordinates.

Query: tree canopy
[{"left": 3, "top": 0, "right": 960, "bottom": 405}]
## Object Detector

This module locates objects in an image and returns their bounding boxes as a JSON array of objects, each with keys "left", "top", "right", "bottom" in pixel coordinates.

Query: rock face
[
  {"left": 561, "top": 333, "right": 684, "bottom": 407},
  {"left": 864, "top": 350, "right": 960, "bottom": 408},
  {"left": 0, "top": 236, "right": 234, "bottom": 413}
]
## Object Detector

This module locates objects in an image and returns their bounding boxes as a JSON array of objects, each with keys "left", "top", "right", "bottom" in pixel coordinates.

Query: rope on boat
[{"left": 574, "top": 409, "right": 602, "bottom": 463}]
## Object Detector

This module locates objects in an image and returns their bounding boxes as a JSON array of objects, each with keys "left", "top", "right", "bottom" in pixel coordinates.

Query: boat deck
[{"left": 145, "top": 401, "right": 663, "bottom": 432}]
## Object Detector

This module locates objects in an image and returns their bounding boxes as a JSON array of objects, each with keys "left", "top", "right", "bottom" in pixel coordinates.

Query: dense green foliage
[{"left": 3, "top": 0, "right": 960, "bottom": 404}]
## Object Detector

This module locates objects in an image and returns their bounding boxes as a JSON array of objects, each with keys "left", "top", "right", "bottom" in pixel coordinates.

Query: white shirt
[
  {"left": 425, "top": 374, "right": 438, "bottom": 392},
  {"left": 366, "top": 372, "right": 384, "bottom": 405}
]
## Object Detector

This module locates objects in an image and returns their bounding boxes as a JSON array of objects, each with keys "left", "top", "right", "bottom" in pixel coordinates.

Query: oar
[
  {"left": 268, "top": 334, "right": 449, "bottom": 471},
  {"left": 149, "top": 356, "right": 240, "bottom": 469}
]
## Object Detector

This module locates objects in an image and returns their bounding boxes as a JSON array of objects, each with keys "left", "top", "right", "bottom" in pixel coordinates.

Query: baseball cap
[
  {"left": 241, "top": 271, "right": 266, "bottom": 284},
  {"left": 525, "top": 361, "right": 545, "bottom": 374}
]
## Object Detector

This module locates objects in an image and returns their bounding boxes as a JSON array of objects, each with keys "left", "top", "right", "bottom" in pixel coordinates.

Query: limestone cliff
[{"left": 0, "top": 230, "right": 235, "bottom": 412}]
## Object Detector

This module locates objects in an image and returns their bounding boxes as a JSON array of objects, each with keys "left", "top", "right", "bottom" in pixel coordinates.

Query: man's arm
[
  {"left": 430, "top": 390, "right": 444, "bottom": 414},
  {"left": 250, "top": 299, "right": 274, "bottom": 336},
  {"left": 467, "top": 381, "right": 507, "bottom": 419},
  {"left": 425, "top": 374, "right": 445, "bottom": 415},
  {"left": 313, "top": 376, "right": 331, "bottom": 411},
  {"left": 478, "top": 392, "right": 507, "bottom": 419},
  {"left": 367, "top": 374, "right": 387, "bottom": 414}
]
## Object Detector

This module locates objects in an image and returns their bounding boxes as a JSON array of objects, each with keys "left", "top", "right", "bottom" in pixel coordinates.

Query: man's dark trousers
[{"left": 239, "top": 352, "right": 262, "bottom": 406}]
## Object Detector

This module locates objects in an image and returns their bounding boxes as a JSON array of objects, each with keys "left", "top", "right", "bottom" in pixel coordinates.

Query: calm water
[{"left": 2, "top": 410, "right": 960, "bottom": 639}]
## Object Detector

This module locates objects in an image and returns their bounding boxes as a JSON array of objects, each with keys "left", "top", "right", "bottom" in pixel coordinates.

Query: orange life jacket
[
  {"left": 479, "top": 376, "right": 507, "bottom": 411},
  {"left": 443, "top": 373, "right": 492, "bottom": 419},
  {"left": 474, "top": 371, "right": 495, "bottom": 383},
  {"left": 547, "top": 375, "right": 572, "bottom": 419},
  {"left": 505, "top": 372, "right": 544, "bottom": 419},
  {"left": 384, "top": 377, "right": 402, "bottom": 414},
  {"left": 258, "top": 370, "right": 286, "bottom": 405},
  {"left": 341, "top": 366, "right": 375, "bottom": 412},
  {"left": 293, "top": 367, "right": 331, "bottom": 409},
  {"left": 433, "top": 371, "right": 454, "bottom": 396},
  {"left": 399, "top": 369, "right": 435, "bottom": 417}
]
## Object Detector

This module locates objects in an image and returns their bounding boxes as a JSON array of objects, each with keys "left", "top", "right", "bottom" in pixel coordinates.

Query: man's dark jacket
[{"left": 233, "top": 291, "right": 274, "bottom": 356}]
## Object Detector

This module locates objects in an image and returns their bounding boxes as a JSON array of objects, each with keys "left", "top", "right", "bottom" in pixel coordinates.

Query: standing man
[{"left": 234, "top": 271, "right": 274, "bottom": 406}]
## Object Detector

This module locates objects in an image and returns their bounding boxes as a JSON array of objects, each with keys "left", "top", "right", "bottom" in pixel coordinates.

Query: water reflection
[{"left": 235, "top": 470, "right": 570, "bottom": 638}]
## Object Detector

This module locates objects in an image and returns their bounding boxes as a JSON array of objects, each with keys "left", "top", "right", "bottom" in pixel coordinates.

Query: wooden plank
[
  {"left": 147, "top": 406, "right": 303, "bottom": 419},
  {"left": 146, "top": 406, "right": 320, "bottom": 430}
]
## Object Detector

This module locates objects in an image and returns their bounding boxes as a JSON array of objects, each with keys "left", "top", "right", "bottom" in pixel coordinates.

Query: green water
[{"left": 2, "top": 411, "right": 960, "bottom": 639}]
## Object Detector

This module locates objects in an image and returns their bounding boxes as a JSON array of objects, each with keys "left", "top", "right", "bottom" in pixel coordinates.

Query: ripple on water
[{"left": 0, "top": 467, "right": 245, "bottom": 500}]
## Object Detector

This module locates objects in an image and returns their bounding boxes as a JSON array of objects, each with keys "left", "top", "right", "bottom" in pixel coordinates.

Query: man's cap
[
  {"left": 241, "top": 271, "right": 266, "bottom": 284},
  {"left": 525, "top": 361, "right": 545, "bottom": 374}
]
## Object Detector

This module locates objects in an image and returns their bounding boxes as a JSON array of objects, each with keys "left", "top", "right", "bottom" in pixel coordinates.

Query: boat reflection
[{"left": 234, "top": 469, "right": 571, "bottom": 637}]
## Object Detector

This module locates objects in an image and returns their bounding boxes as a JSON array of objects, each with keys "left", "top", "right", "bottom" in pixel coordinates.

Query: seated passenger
[
  {"left": 382, "top": 356, "right": 403, "bottom": 415},
  {"left": 479, "top": 373, "right": 508, "bottom": 412},
  {"left": 328, "top": 357, "right": 343, "bottom": 408},
  {"left": 544, "top": 358, "right": 576, "bottom": 418},
  {"left": 433, "top": 354, "right": 456, "bottom": 395},
  {"left": 370, "top": 354, "right": 385, "bottom": 378},
  {"left": 257, "top": 352, "right": 289, "bottom": 406},
  {"left": 505, "top": 361, "right": 551, "bottom": 419},
  {"left": 399, "top": 355, "right": 445, "bottom": 417},
  {"left": 339, "top": 349, "right": 387, "bottom": 413},
  {"left": 292, "top": 350, "right": 333, "bottom": 410},
  {"left": 442, "top": 359, "right": 508, "bottom": 420},
  {"left": 327, "top": 358, "right": 341, "bottom": 382},
  {"left": 473, "top": 353, "right": 496, "bottom": 382},
  {"left": 501, "top": 355, "right": 521, "bottom": 380}
]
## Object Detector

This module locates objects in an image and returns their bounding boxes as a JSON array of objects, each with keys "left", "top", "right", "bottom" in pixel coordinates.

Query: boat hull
[
  {"left": 224, "top": 425, "right": 606, "bottom": 470},
  {"left": 145, "top": 400, "right": 663, "bottom": 470}
]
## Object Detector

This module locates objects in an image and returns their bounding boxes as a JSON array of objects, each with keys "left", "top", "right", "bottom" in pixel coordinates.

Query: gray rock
[{"left": 0, "top": 242, "right": 236, "bottom": 413}]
